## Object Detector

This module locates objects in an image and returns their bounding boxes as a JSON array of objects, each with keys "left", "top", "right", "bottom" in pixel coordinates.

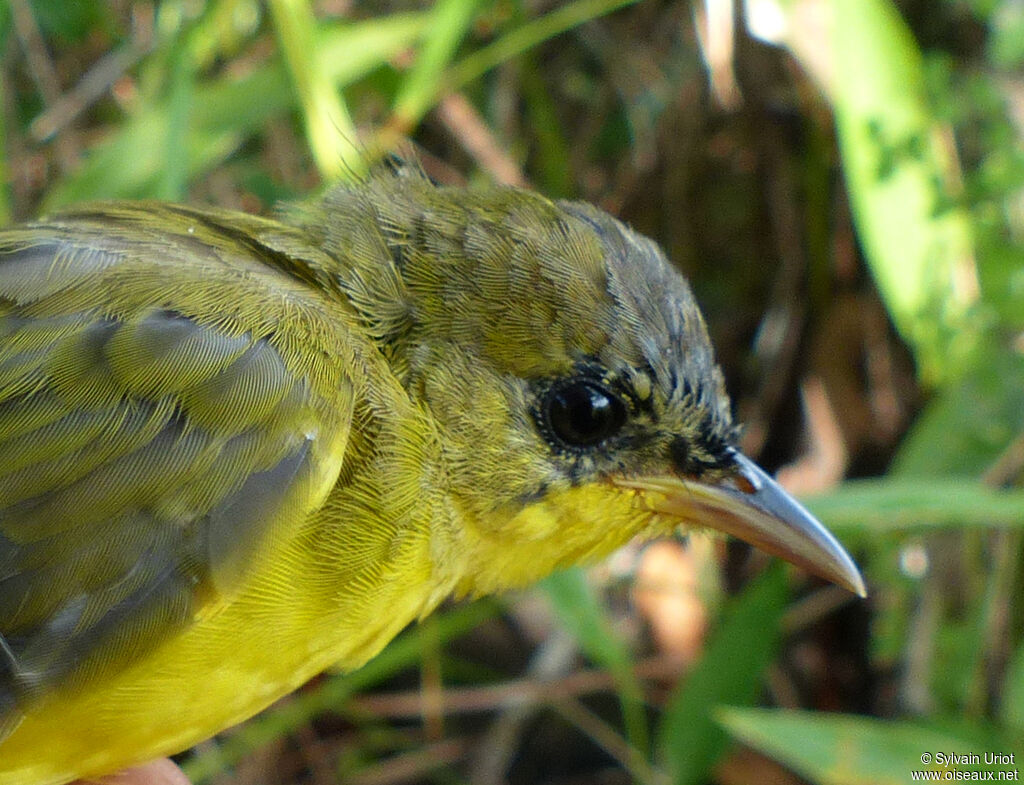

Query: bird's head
[{"left": 307, "top": 172, "right": 864, "bottom": 598}]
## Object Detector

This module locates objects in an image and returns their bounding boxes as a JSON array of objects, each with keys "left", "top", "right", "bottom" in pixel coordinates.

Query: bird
[{"left": 0, "top": 167, "right": 864, "bottom": 784}]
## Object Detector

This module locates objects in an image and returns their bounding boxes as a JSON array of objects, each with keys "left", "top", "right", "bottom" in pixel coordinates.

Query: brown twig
[
  {"left": 347, "top": 654, "right": 683, "bottom": 721},
  {"left": 435, "top": 92, "right": 529, "bottom": 187},
  {"left": 344, "top": 738, "right": 470, "bottom": 785},
  {"left": 30, "top": 42, "right": 150, "bottom": 143},
  {"left": 8, "top": 0, "right": 79, "bottom": 171},
  {"left": 550, "top": 698, "right": 668, "bottom": 785}
]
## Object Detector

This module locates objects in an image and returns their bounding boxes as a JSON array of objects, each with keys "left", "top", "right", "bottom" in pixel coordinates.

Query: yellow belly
[{"left": 0, "top": 518, "right": 440, "bottom": 785}]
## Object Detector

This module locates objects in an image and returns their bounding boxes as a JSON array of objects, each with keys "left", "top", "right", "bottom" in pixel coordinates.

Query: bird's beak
[{"left": 612, "top": 449, "right": 866, "bottom": 597}]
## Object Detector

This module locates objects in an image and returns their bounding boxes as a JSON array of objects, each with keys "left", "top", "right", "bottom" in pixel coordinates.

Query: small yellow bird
[{"left": 0, "top": 169, "right": 863, "bottom": 784}]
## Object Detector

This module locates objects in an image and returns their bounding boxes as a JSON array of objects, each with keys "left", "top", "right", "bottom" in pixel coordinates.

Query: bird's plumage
[{"left": 0, "top": 172, "right": 861, "bottom": 784}]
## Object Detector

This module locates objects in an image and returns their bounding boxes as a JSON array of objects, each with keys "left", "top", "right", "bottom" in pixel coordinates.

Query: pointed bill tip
[
  {"left": 614, "top": 450, "right": 866, "bottom": 597},
  {"left": 724, "top": 451, "right": 867, "bottom": 598}
]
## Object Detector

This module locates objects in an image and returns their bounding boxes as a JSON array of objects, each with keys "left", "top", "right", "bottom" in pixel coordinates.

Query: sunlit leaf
[
  {"left": 805, "top": 479, "right": 1024, "bottom": 535},
  {"left": 717, "top": 707, "right": 1018, "bottom": 785},
  {"left": 749, "top": 0, "right": 981, "bottom": 383}
]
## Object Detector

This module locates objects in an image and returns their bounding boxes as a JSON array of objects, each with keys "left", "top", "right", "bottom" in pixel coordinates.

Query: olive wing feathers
[{"left": 0, "top": 204, "right": 356, "bottom": 730}]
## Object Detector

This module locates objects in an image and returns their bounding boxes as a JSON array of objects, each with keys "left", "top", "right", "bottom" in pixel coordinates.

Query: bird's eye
[{"left": 543, "top": 379, "right": 628, "bottom": 448}]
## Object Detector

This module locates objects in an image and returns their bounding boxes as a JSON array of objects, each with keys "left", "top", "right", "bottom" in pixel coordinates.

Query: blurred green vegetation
[{"left": 2, "top": 0, "right": 1023, "bottom": 783}]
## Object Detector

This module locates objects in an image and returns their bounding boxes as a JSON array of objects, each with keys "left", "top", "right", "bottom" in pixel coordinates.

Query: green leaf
[
  {"left": 448, "top": 0, "right": 641, "bottom": 92},
  {"left": 830, "top": 0, "right": 980, "bottom": 383},
  {"left": 804, "top": 479, "right": 1024, "bottom": 535},
  {"left": 657, "top": 566, "right": 788, "bottom": 785},
  {"left": 717, "top": 708, "right": 1019, "bottom": 785},
  {"left": 157, "top": 19, "right": 199, "bottom": 201},
  {"left": 891, "top": 348, "right": 1024, "bottom": 477},
  {"left": 757, "top": 0, "right": 981, "bottom": 384},
  {"left": 390, "top": 0, "right": 485, "bottom": 130},
  {"left": 542, "top": 568, "right": 649, "bottom": 758},
  {"left": 268, "top": 0, "right": 363, "bottom": 179},
  {"left": 43, "top": 14, "right": 426, "bottom": 207}
]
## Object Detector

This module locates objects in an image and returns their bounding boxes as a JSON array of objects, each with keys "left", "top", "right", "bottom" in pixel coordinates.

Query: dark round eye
[{"left": 544, "top": 379, "right": 628, "bottom": 448}]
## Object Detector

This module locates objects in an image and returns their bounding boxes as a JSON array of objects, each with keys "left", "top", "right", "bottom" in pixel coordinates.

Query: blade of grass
[
  {"left": 657, "top": 566, "right": 787, "bottom": 785},
  {"left": 375, "top": 0, "right": 642, "bottom": 155},
  {"left": 543, "top": 568, "right": 650, "bottom": 765},
  {"left": 43, "top": 14, "right": 426, "bottom": 207},
  {"left": 519, "top": 52, "right": 573, "bottom": 197},
  {"left": 447, "top": 0, "right": 641, "bottom": 92},
  {"left": 892, "top": 348, "right": 1024, "bottom": 478},
  {"left": 268, "top": 0, "right": 363, "bottom": 180},
  {"left": 389, "top": 0, "right": 485, "bottom": 133},
  {"left": 804, "top": 478, "right": 1024, "bottom": 535},
  {"left": 158, "top": 22, "right": 197, "bottom": 200},
  {"left": 717, "top": 707, "right": 1020, "bottom": 785}
]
